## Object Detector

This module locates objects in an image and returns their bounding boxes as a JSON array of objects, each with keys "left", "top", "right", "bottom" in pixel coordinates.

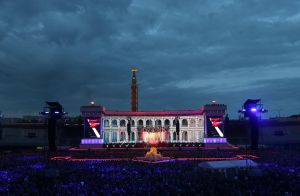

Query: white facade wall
[{"left": 102, "top": 115, "right": 205, "bottom": 143}]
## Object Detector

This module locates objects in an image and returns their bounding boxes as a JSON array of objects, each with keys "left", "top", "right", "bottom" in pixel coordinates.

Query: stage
[
  {"left": 50, "top": 146, "right": 257, "bottom": 163},
  {"left": 79, "top": 138, "right": 233, "bottom": 150}
]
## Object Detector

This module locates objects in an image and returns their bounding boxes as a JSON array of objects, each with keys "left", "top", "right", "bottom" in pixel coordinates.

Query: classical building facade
[
  {"left": 79, "top": 69, "right": 227, "bottom": 147},
  {"left": 80, "top": 104, "right": 227, "bottom": 147},
  {"left": 101, "top": 111, "right": 205, "bottom": 144}
]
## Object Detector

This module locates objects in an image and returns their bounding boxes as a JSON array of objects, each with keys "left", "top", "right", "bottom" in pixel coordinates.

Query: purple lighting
[
  {"left": 204, "top": 138, "right": 227, "bottom": 143},
  {"left": 251, "top": 108, "right": 257, "bottom": 112},
  {"left": 81, "top": 139, "right": 104, "bottom": 145},
  {"left": 30, "top": 163, "right": 46, "bottom": 169}
]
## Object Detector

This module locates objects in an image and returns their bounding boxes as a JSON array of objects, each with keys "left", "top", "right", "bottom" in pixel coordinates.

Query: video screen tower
[{"left": 203, "top": 102, "right": 227, "bottom": 138}]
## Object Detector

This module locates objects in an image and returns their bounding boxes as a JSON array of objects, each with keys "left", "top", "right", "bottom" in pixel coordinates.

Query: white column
[
  {"left": 135, "top": 131, "right": 138, "bottom": 143},
  {"left": 109, "top": 131, "right": 112, "bottom": 143},
  {"left": 179, "top": 132, "right": 182, "bottom": 143}
]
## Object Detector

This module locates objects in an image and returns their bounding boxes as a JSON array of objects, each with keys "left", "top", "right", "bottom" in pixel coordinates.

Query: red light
[
  {"left": 87, "top": 119, "right": 100, "bottom": 128},
  {"left": 209, "top": 118, "right": 223, "bottom": 127}
]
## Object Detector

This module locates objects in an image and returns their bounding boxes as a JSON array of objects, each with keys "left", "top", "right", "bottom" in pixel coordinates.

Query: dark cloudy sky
[{"left": 1, "top": 0, "right": 300, "bottom": 118}]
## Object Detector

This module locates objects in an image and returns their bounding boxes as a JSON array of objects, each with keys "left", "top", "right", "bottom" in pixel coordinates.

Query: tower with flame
[{"left": 131, "top": 67, "right": 138, "bottom": 112}]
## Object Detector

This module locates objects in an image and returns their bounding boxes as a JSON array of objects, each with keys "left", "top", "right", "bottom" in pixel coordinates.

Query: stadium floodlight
[
  {"left": 238, "top": 99, "right": 268, "bottom": 150},
  {"left": 251, "top": 108, "right": 257, "bottom": 112},
  {"left": 238, "top": 99, "right": 267, "bottom": 117},
  {"left": 40, "top": 102, "right": 67, "bottom": 116},
  {"left": 40, "top": 102, "right": 67, "bottom": 152}
]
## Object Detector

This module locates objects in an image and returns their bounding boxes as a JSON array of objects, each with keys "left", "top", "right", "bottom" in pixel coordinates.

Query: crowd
[{"left": 0, "top": 146, "right": 299, "bottom": 195}]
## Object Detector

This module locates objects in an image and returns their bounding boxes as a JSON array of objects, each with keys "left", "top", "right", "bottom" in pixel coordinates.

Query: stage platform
[
  {"left": 79, "top": 142, "right": 236, "bottom": 150},
  {"left": 51, "top": 147, "right": 258, "bottom": 163},
  {"left": 79, "top": 138, "right": 234, "bottom": 150}
]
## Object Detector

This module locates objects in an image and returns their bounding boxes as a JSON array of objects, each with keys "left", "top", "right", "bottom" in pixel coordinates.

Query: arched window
[
  {"left": 120, "top": 132, "right": 126, "bottom": 142},
  {"left": 182, "top": 119, "right": 188, "bottom": 127},
  {"left": 155, "top": 119, "right": 162, "bottom": 127},
  {"left": 130, "top": 132, "right": 135, "bottom": 142},
  {"left": 104, "top": 132, "right": 109, "bottom": 143},
  {"left": 172, "top": 119, "right": 176, "bottom": 127},
  {"left": 112, "top": 120, "right": 118, "bottom": 127},
  {"left": 199, "top": 119, "right": 203, "bottom": 126},
  {"left": 138, "top": 119, "right": 143, "bottom": 127},
  {"left": 146, "top": 120, "right": 152, "bottom": 127},
  {"left": 183, "top": 131, "right": 188, "bottom": 141},
  {"left": 164, "top": 131, "right": 170, "bottom": 142},
  {"left": 138, "top": 130, "right": 143, "bottom": 141},
  {"left": 120, "top": 119, "right": 126, "bottom": 127},
  {"left": 190, "top": 119, "right": 196, "bottom": 127},
  {"left": 164, "top": 119, "right": 170, "bottom": 127},
  {"left": 173, "top": 132, "right": 177, "bottom": 141},
  {"left": 112, "top": 132, "right": 117, "bottom": 142},
  {"left": 104, "top": 119, "right": 110, "bottom": 127},
  {"left": 131, "top": 120, "right": 135, "bottom": 127}
]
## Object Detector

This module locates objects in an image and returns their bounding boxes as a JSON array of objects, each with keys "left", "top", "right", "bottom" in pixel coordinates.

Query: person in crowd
[{"left": 0, "top": 146, "right": 299, "bottom": 195}]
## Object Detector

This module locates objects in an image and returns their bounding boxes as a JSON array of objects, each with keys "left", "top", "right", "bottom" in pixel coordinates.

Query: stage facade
[{"left": 80, "top": 103, "right": 227, "bottom": 148}]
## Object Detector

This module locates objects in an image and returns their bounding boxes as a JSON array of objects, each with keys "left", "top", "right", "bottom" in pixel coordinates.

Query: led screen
[
  {"left": 84, "top": 118, "right": 101, "bottom": 138},
  {"left": 206, "top": 116, "right": 224, "bottom": 138}
]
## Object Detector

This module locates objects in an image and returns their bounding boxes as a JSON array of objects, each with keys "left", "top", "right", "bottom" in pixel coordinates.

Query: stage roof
[{"left": 104, "top": 110, "right": 204, "bottom": 116}]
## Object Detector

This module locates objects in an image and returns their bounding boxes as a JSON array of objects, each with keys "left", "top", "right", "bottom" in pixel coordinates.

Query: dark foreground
[{"left": 0, "top": 146, "right": 300, "bottom": 195}]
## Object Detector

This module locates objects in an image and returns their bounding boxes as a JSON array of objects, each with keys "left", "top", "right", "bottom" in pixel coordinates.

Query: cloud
[
  {"left": 172, "top": 64, "right": 300, "bottom": 92},
  {"left": 0, "top": 0, "right": 299, "bottom": 118}
]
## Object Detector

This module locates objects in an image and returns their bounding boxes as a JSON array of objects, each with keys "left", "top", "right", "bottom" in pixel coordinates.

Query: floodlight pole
[
  {"left": 48, "top": 115, "right": 57, "bottom": 152},
  {"left": 238, "top": 99, "right": 267, "bottom": 150},
  {"left": 40, "top": 102, "right": 67, "bottom": 152}
]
